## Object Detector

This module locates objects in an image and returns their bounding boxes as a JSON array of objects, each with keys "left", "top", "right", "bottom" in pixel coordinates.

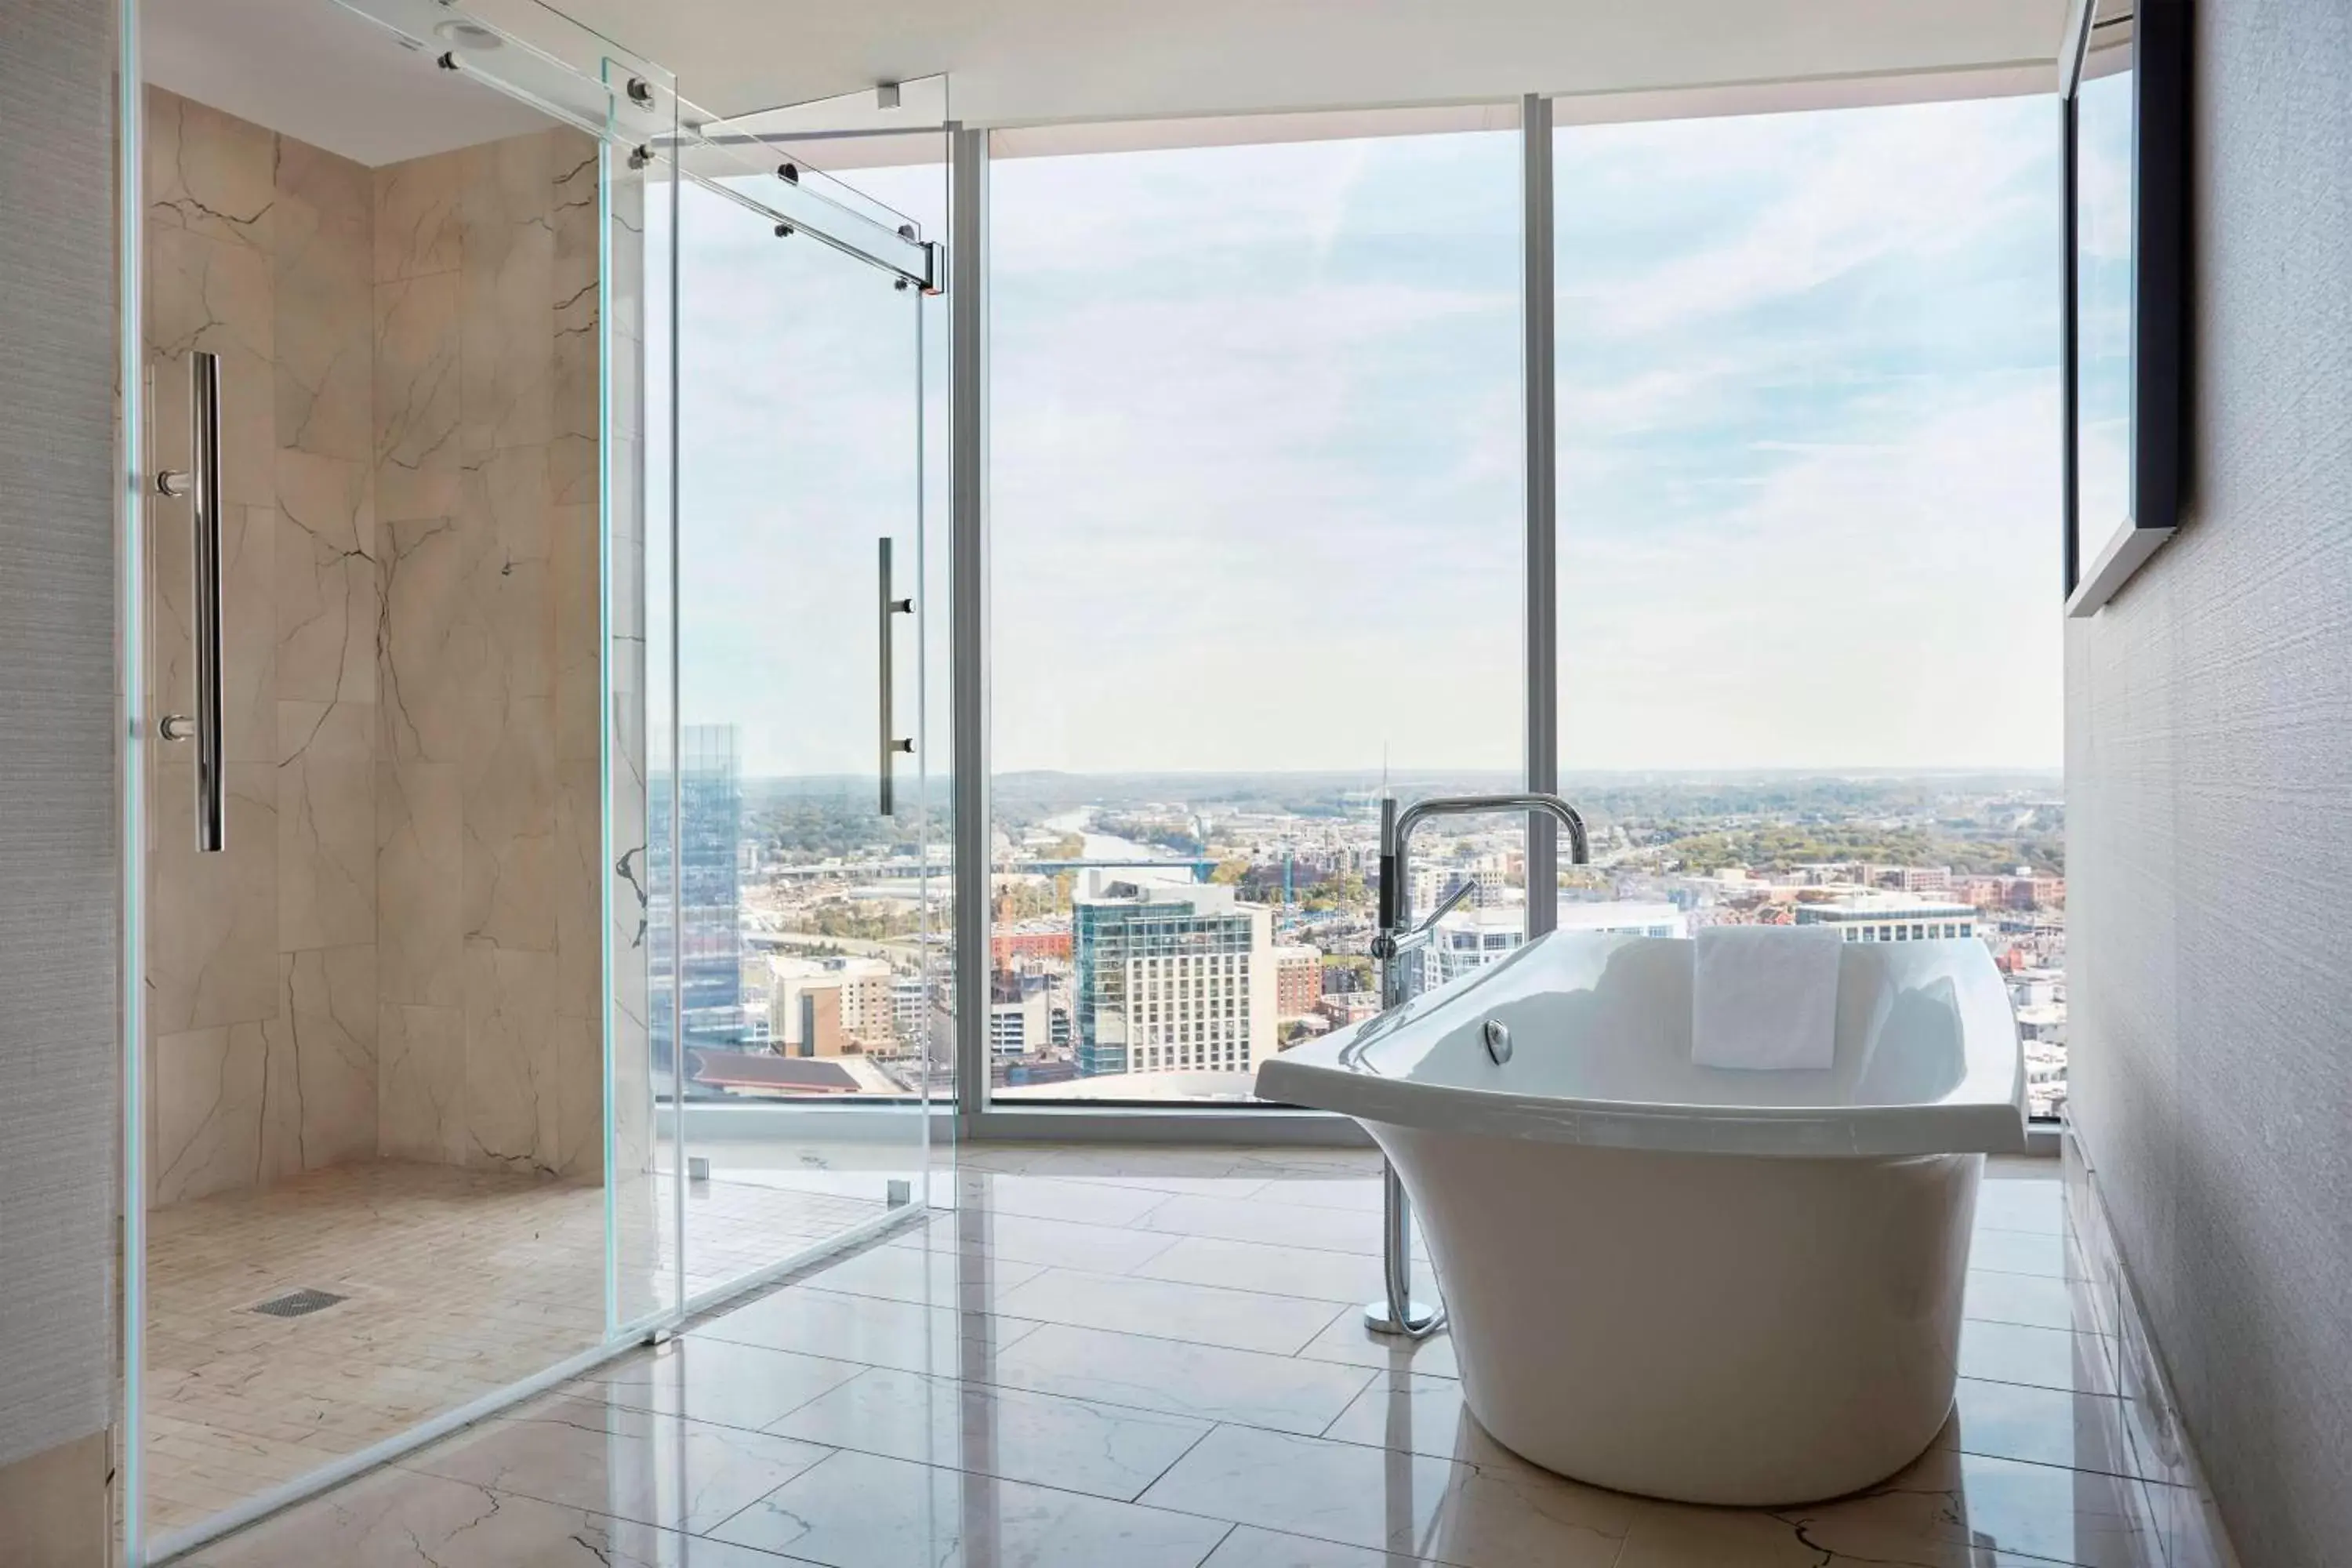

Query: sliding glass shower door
[
  {"left": 652, "top": 122, "right": 945, "bottom": 1308},
  {"left": 121, "top": 0, "right": 679, "bottom": 1555}
]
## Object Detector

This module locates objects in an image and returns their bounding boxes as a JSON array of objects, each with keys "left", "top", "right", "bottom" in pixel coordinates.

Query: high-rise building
[
  {"left": 650, "top": 724, "right": 744, "bottom": 1071},
  {"left": 1070, "top": 874, "right": 1273, "bottom": 1079},
  {"left": 1274, "top": 945, "right": 1323, "bottom": 1019}
]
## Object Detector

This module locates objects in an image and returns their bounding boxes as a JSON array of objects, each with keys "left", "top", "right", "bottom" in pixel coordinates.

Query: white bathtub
[{"left": 1256, "top": 931, "right": 2028, "bottom": 1506}]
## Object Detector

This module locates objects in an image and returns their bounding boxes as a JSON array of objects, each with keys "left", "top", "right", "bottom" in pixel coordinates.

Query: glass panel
[
  {"left": 129, "top": 0, "right": 669, "bottom": 1546},
  {"left": 656, "top": 146, "right": 935, "bottom": 1302},
  {"left": 2074, "top": 34, "right": 2135, "bottom": 569},
  {"left": 1552, "top": 97, "right": 2070, "bottom": 1116},
  {"left": 988, "top": 114, "right": 1523, "bottom": 1105}
]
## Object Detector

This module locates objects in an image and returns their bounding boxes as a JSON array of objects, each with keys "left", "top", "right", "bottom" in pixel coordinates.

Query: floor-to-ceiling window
[
  {"left": 1552, "top": 94, "right": 2071, "bottom": 1116},
  {"left": 985, "top": 111, "right": 1525, "bottom": 1105}
]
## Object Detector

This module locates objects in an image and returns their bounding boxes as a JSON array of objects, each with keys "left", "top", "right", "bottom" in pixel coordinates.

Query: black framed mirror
[{"left": 2061, "top": 0, "right": 2189, "bottom": 617}]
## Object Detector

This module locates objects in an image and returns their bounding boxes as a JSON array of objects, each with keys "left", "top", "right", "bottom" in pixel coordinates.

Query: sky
[{"left": 659, "top": 92, "right": 2068, "bottom": 782}]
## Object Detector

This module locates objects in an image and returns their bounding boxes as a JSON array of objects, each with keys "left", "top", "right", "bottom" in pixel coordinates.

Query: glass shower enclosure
[{"left": 117, "top": 0, "right": 946, "bottom": 1554}]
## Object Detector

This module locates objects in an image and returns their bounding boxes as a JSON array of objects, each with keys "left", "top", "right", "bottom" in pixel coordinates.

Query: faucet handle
[{"left": 1414, "top": 877, "right": 1480, "bottom": 935}]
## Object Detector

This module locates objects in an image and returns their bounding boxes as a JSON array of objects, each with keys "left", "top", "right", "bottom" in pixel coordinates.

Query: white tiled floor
[{"left": 183, "top": 1145, "right": 2204, "bottom": 1567}]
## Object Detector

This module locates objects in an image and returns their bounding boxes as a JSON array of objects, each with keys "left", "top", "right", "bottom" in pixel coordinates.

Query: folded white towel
[{"left": 1691, "top": 924, "right": 1844, "bottom": 1070}]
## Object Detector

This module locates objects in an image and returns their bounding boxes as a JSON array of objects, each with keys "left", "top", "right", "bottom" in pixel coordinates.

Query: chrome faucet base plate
[{"left": 1363, "top": 1298, "right": 1447, "bottom": 1338}]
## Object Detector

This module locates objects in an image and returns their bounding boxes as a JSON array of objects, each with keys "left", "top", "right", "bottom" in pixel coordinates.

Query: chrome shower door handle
[
  {"left": 877, "top": 536, "right": 914, "bottom": 816},
  {"left": 155, "top": 350, "right": 224, "bottom": 852}
]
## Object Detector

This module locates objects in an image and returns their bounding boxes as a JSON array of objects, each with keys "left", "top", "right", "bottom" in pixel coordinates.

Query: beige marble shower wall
[
  {"left": 372, "top": 129, "right": 609, "bottom": 1181},
  {"left": 144, "top": 88, "right": 383, "bottom": 1203},
  {"left": 142, "top": 89, "right": 635, "bottom": 1202}
]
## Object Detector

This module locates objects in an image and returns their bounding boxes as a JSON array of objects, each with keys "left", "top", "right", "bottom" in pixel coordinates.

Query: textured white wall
[
  {"left": 0, "top": 0, "right": 122, "bottom": 1469},
  {"left": 2065, "top": 0, "right": 2352, "bottom": 1560}
]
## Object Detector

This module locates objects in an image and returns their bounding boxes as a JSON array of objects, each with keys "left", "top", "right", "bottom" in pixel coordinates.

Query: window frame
[{"left": 947, "top": 79, "right": 2069, "bottom": 1145}]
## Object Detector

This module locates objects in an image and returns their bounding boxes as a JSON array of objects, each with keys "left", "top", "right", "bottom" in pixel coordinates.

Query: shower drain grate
[{"left": 251, "top": 1288, "right": 347, "bottom": 1319}]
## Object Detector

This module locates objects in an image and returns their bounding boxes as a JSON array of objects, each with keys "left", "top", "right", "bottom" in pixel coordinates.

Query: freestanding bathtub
[{"left": 1256, "top": 931, "right": 2027, "bottom": 1506}]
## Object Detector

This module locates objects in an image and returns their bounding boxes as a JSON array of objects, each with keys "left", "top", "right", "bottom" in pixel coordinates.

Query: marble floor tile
[
  {"left": 398, "top": 1392, "right": 832, "bottom": 1534},
  {"left": 708, "top": 1446, "right": 1232, "bottom": 1568},
  {"left": 1138, "top": 1421, "right": 1632, "bottom": 1568},
  {"left": 954, "top": 1171, "right": 1178, "bottom": 1228},
  {"left": 766, "top": 1365, "right": 1212, "bottom": 1501},
  {"left": 988, "top": 1323, "right": 1376, "bottom": 1435},
  {"left": 1976, "top": 1174, "right": 2067, "bottom": 1236},
  {"left": 1249, "top": 1177, "right": 1387, "bottom": 1214},
  {"left": 890, "top": 1207, "right": 1185, "bottom": 1273},
  {"left": 1936, "top": 1376, "right": 2144, "bottom": 1480},
  {"left": 1135, "top": 1234, "right": 1389, "bottom": 1303},
  {"left": 1960, "top": 1318, "right": 2118, "bottom": 1395},
  {"left": 1965, "top": 1266, "right": 2111, "bottom": 1334},
  {"left": 1059, "top": 1171, "right": 1277, "bottom": 1200},
  {"left": 1969, "top": 1225, "right": 2091, "bottom": 1280},
  {"left": 993, "top": 1267, "right": 1349, "bottom": 1356},
  {"left": 1202, "top": 1525, "right": 1436, "bottom": 1568},
  {"left": 693, "top": 1286, "right": 1044, "bottom": 1379},
  {"left": 800, "top": 1237, "right": 1048, "bottom": 1312},
  {"left": 1135, "top": 1192, "right": 1388, "bottom": 1255},
  {"left": 1319, "top": 1374, "right": 1504, "bottom": 1467},
  {"left": 1294, "top": 1308, "right": 1461, "bottom": 1380},
  {"left": 1740, "top": 1445, "right": 2175, "bottom": 1568},
  {"left": 561, "top": 1336, "right": 867, "bottom": 1434},
  {"left": 181, "top": 1466, "right": 797, "bottom": 1568}
]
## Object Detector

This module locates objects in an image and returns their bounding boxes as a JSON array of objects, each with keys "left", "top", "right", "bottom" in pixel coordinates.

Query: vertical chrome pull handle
[
  {"left": 878, "top": 536, "right": 914, "bottom": 816},
  {"left": 157, "top": 351, "right": 224, "bottom": 852}
]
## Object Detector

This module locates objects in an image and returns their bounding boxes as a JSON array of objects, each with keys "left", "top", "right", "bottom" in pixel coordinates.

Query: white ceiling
[
  {"left": 143, "top": 0, "right": 2071, "bottom": 169},
  {"left": 580, "top": 0, "right": 2071, "bottom": 126}
]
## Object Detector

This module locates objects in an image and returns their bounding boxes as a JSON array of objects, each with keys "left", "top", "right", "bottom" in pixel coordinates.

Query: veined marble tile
[
  {"left": 550, "top": 1013, "right": 601, "bottom": 1181},
  {"left": 710, "top": 1446, "right": 1231, "bottom": 1568},
  {"left": 374, "top": 153, "right": 460, "bottom": 283},
  {"left": 1294, "top": 1305, "right": 1460, "bottom": 1381},
  {"left": 566, "top": 1335, "right": 866, "bottom": 1435},
  {"left": 274, "top": 452, "right": 376, "bottom": 704},
  {"left": 1139, "top": 1421, "right": 1632, "bottom": 1568},
  {"left": 695, "top": 1285, "right": 1044, "bottom": 1380},
  {"left": 889, "top": 1207, "right": 1184, "bottom": 1274},
  {"left": 374, "top": 272, "right": 462, "bottom": 506},
  {"left": 279, "top": 699, "right": 375, "bottom": 951},
  {"left": 459, "top": 444, "right": 554, "bottom": 707},
  {"left": 1136, "top": 1192, "right": 1387, "bottom": 1255},
  {"left": 987, "top": 1322, "right": 1374, "bottom": 1436},
  {"left": 274, "top": 137, "right": 373, "bottom": 463},
  {"left": 378, "top": 1001, "right": 465, "bottom": 1163},
  {"left": 182, "top": 1463, "right": 789, "bottom": 1568},
  {"left": 459, "top": 698, "right": 558, "bottom": 954},
  {"left": 378, "top": 513, "right": 477, "bottom": 764},
  {"left": 803, "top": 1236, "right": 1047, "bottom": 1313},
  {"left": 551, "top": 132, "right": 602, "bottom": 447},
  {"left": 151, "top": 1022, "right": 271, "bottom": 1205},
  {"left": 1203, "top": 1526, "right": 1438, "bottom": 1568},
  {"left": 149, "top": 760, "right": 278, "bottom": 1033},
  {"left": 551, "top": 503, "right": 602, "bottom": 765},
  {"left": 552, "top": 759, "right": 603, "bottom": 1020},
  {"left": 957, "top": 1171, "right": 1178, "bottom": 1228},
  {"left": 463, "top": 941, "right": 558, "bottom": 1174},
  {"left": 259, "top": 944, "right": 378, "bottom": 1171},
  {"left": 458, "top": 133, "right": 554, "bottom": 453},
  {"left": 992, "top": 1267, "right": 1347, "bottom": 1356},
  {"left": 1959, "top": 1318, "right": 2117, "bottom": 1395},
  {"left": 147, "top": 227, "right": 276, "bottom": 513},
  {"left": 401, "top": 1392, "right": 832, "bottom": 1535},
  {"left": 768, "top": 1365, "right": 1214, "bottom": 1502},
  {"left": 1135, "top": 1233, "right": 1387, "bottom": 1304},
  {"left": 376, "top": 758, "right": 465, "bottom": 1008},
  {"left": 1319, "top": 1373, "right": 1512, "bottom": 1468},
  {"left": 145, "top": 86, "right": 274, "bottom": 252},
  {"left": 1617, "top": 1445, "right": 2175, "bottom": 1568}
]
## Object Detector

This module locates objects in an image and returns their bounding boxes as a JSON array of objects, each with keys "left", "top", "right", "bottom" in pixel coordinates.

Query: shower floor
[{"left": 141, "top": 1156, "right": 906, "bottom": 1534}]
